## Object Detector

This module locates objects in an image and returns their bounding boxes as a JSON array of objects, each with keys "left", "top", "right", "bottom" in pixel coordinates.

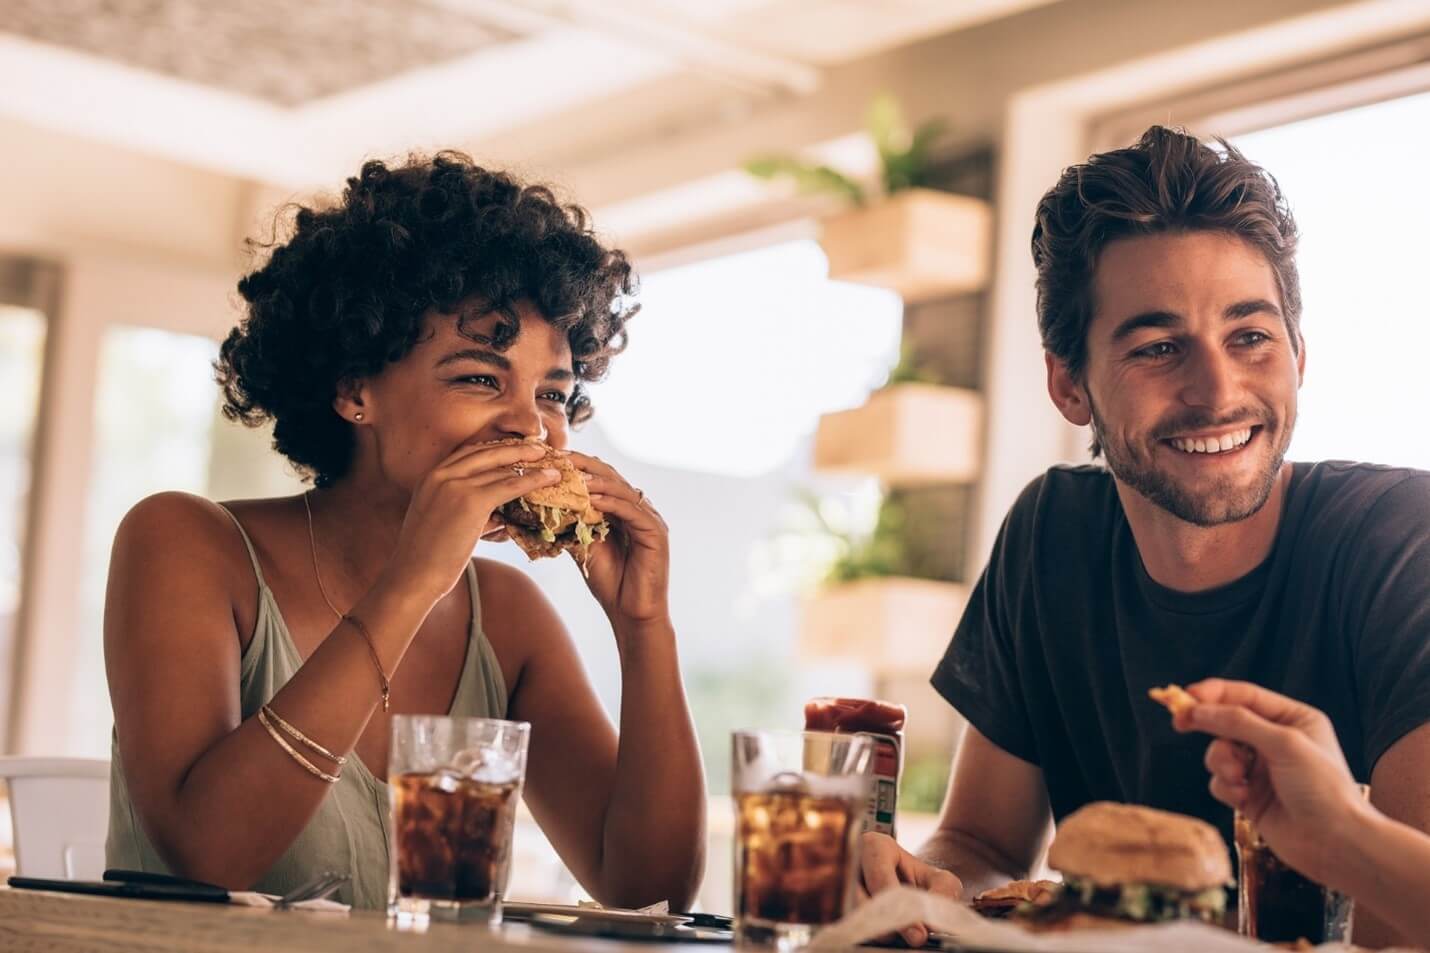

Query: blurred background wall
[{"left": 2, "top": 0, "right": 1430, "bottom": 908}]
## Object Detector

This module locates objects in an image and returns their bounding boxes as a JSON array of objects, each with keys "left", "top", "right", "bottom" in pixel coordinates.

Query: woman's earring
[{"left": 354, "top": 412, "right": 365, "bottom": 422}]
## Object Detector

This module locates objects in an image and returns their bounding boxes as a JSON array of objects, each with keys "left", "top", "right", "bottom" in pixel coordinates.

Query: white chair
[{"left": 0, "top": 757, "right": 110, "bottom": 880}]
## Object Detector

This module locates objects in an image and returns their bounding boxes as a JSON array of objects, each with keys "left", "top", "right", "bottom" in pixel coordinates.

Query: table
[{"left": 0, "top": 888, "right": 692, "bottom": 953}]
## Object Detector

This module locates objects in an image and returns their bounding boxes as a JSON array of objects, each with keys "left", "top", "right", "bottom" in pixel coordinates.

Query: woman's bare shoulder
[
  {"left": 117, "top": 491, "right": 235, "bottom": 548},
  {"left": 113, "top": 492, "right": 290, "bottom": 593},
  {"left": 471, "top": 557, "right": 564, "bottom": 628}
]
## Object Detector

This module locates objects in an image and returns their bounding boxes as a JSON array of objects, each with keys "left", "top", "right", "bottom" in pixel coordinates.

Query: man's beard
[{"left": 1090, "top": 400, "right": 1292, "bottom": 527}]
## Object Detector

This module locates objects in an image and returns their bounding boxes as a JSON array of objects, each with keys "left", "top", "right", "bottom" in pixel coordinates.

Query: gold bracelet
[
  {"left": 343, "top": 613, "right": 391, "bottom": 712},
  {"left": 258, "top": 708, "right": 340, "bottom": 784},
  {"left": 261, "top": 704, "right": 348, "bottom": 766}
]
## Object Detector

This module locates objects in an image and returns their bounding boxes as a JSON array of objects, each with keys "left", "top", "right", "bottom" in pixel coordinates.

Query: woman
[
  {"left": 103, "top": 153, "right": 706, "bottom": 910},
  {"left": 1175, "top": 678, "right": 1430, "bottom": 946}
]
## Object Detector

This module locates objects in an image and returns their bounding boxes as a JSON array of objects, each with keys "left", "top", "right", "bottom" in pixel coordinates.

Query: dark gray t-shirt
[{"left": 932, "top": 461, "right": 1430, "bottom": 848}]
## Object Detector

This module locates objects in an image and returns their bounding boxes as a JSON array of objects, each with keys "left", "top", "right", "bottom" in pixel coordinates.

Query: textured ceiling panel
[{"left": 0, "top": 0, "right": 524, "bottom": 106}]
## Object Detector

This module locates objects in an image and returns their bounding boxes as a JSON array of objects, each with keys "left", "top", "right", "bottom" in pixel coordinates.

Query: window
[
  {"left": 592, "top": 239, "right": 903, "bottom": 478},
  {"left": 69, "top": 327, "right": 223, "bottom": 756},
  {"left": 65, "top": 320, "right": 307, "bottom": 757},
  {"left": 0, "top": 305, "right": 47, "bottom": 741},
  {"left": 1231, "top": 88, "right": 1430, "bottom": 468}
]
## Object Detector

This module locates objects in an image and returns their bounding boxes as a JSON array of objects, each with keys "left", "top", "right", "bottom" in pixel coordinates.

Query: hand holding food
[
  {"left": 392, "top": 439, "right": 561, "bottom": 600},
  {"left": 564, "top": 451, "right": 672, "bottom": 627},
  {"left": 1171, "top": 678, "right": 1368, "bottom": 887}
]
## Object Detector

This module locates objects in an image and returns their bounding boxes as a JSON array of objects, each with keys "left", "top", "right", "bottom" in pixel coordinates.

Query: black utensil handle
[
  {"left": 10, "top": 875, "right": 230, "bottom": 903},
  {"left": 102, "top": 868, "right": 225, "bottom": 890}
]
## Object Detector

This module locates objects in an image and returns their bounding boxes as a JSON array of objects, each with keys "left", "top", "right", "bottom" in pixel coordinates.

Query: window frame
[
  {"left": 0, "top": 257, "right": 62, "bottom": 752},
  {"left": 1089, "top": 34, "right": 1430, "bottom": 150}
]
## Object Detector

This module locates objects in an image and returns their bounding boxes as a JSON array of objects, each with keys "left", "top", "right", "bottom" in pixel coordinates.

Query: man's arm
[
  {"left": 1357, "top": 722, "right": 1430, "bottom": 948},
  {"left": 918, "top": 725, "right": 1054, "bottom": 896}
]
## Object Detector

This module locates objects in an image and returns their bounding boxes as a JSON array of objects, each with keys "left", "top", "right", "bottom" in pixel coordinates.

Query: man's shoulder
[
  {"left": 1296, "top": 460, "right": 1430, "bottom": 522},
  {"left": 999, "top": 464, "right": 1121, "bottom": 552},
  {"left": 1302, "top": 459, "right": 1430, "bottom": 485},
  {"left": 1044, "top": 463, "right": 1118, "bottom": 489},
  {"left": 1290, "top": 461, "right": 1430, "bottom": 562},
  {"left": 1010, "top": 464, "right": 1119, "bottom": 514}
]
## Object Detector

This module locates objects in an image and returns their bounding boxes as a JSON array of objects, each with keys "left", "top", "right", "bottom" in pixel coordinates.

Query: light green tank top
[{"left": 105, "top": 504, "right": 508, "bottom": 910}]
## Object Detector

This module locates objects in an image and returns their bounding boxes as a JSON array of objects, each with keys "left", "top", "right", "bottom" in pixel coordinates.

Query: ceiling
[
  {"left": 0, "top": 0, "right": 1059, "bottom": 188},
  {"left": 0, "top": 0, "right": 519, "bottom": 107}
]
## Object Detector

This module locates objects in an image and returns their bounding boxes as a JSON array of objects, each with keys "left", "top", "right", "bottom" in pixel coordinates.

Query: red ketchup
[{"left": 804, "top": 697, "right": 907, "bottom": 837}]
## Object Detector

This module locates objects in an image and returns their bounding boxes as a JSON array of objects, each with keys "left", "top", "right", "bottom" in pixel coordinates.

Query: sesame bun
[{"left": 1048, "top": 802, "right": 1232, "bottom": 892}]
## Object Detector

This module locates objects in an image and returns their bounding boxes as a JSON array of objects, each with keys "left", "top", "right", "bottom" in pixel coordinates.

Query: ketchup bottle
[{"left": 804, "top": 697, "right": 907, "bottom": 837}]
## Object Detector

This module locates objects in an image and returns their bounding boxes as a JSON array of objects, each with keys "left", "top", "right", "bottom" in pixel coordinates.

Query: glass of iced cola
[
  {"left": 732, "top": 729, "right": 873, "bottom": 951},
  {"left": 387, "top": 715, "right": 530, "bottom": 925},
  {"left": 1235, "top": 806, "right": 1356, "bottom": 944}
]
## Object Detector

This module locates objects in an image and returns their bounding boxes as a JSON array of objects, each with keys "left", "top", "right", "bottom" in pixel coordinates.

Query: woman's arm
[
  {"left": 483, "top": 561, "right": 705, "bottom": 910},
  {"left": 106, "top": 492, "right": 433, "bottom": 887},
  {"left": 1330, "top": 799, "right": 1430, "bottom": 946},
  {"left": 108, "top": 443, "right": 557, "bottom": 887}
]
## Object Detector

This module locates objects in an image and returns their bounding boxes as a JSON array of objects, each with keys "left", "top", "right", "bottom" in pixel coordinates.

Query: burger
[
  {"left": 490, "top": 438, "right": 609, "bottom": 570},
  {"left": 1016, "top": 802, "right": 1231, "bottom": 931}
]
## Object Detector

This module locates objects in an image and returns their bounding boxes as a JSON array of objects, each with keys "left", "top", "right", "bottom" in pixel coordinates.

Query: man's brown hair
[{"left": 1032, "top": 125, "right": 1302, "bottom": 384}]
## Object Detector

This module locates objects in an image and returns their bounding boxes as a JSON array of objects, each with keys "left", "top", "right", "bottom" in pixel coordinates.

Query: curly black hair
[{"left": 216, "top": 151, "right": 637, "bottom": 486}]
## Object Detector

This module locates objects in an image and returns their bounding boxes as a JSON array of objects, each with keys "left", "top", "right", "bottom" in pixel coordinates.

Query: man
[{"left": 860, "top": 126, "right": 1430, "bottom": 948}]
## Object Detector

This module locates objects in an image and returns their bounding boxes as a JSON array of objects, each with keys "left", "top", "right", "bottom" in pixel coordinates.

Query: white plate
[{"left": 502, "top": 901, "right": 691, "bottom": 926}]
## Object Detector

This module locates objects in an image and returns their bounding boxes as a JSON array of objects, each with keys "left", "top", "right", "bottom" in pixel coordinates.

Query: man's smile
[{"left": 1160, "top": 425, "right": 1264, "bottom": 458}]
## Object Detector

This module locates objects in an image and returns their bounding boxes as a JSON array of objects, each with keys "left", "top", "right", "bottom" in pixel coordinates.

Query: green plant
[
  {"left": 793, "top": 489, "right": 910, "bottom": 586},
  {"left": 744, "top": 93, "right": 949, "bottom": 207},
  {"left": 685, "top": 661, "right": 792, "bottom": 794},
  {"left": 758, "top": 484, "right": 953, "bottom": 594},
  {"left": 900, "top": 752, "right": 951, "bottom": 814},
  {"left": 867, "top": 94, "right": 949, "bottom": 196},
  {"left": 741, "top": 156, "right": 865, "bottom": 206},
  {"left": 883, "top": 341, "right": 939, "bottom": 388}
]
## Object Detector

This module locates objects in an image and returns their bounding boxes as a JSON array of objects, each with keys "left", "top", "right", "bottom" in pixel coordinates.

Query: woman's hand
[
  {"left": 390, "top": 440, "right": 559, "bottom": 603},
  {"left": 858, "top": 832, "right": 963, "bottom": 947},
  {"left": 1174, "top": 678, "right": 1369, "bottom": 884},
  {"left": 566, "top": 452, "right": 670, "bottom": 628}
]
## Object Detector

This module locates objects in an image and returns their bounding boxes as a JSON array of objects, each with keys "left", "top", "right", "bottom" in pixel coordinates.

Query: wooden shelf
[
  {"left": 813, "top": 383, "right": 981, "bottom": 485},
  {"left": 798, "top": 576, "right": 968, "bottom": 676},
  {"left": 820, "top": 188, "right": 991, "bottom": 304}
]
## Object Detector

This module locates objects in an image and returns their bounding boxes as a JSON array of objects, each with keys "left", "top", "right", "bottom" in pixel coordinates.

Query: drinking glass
[
  {"left": 731, "top": 729, "right": 873, "bottom": 951},
  {"left": 1234, "top": 786, "right": 1368, "bottom": 944},
  {"left": 387, "top": 715, "right": 530, "bottom": 925}
]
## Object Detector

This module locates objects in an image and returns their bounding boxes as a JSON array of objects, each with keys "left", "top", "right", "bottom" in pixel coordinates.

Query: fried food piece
[
  {"left": 971, "top": 879, "right": 1059, "bottom": 917},
  {"left": 1148, "top": 684, "right": 1197, "bottom": 719}
]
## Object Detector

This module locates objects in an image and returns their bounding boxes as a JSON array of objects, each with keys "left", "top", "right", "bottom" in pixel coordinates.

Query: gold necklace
[{"left": 303, "top": 491, "right": 345, "bottom": 621}]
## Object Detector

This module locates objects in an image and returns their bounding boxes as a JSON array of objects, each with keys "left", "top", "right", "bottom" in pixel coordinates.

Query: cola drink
[
  {"left": 735, "top": 787, "right": 862, "bottom": 926},
  {"left": 392, "top": 771, "right": 520, "bottom": 903},
  {"left": 1235, "top": 810, "right": 1355, "bottom": 944},
  {"left": 731, "top": 730, "right": 872, "bottom": 950}
]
